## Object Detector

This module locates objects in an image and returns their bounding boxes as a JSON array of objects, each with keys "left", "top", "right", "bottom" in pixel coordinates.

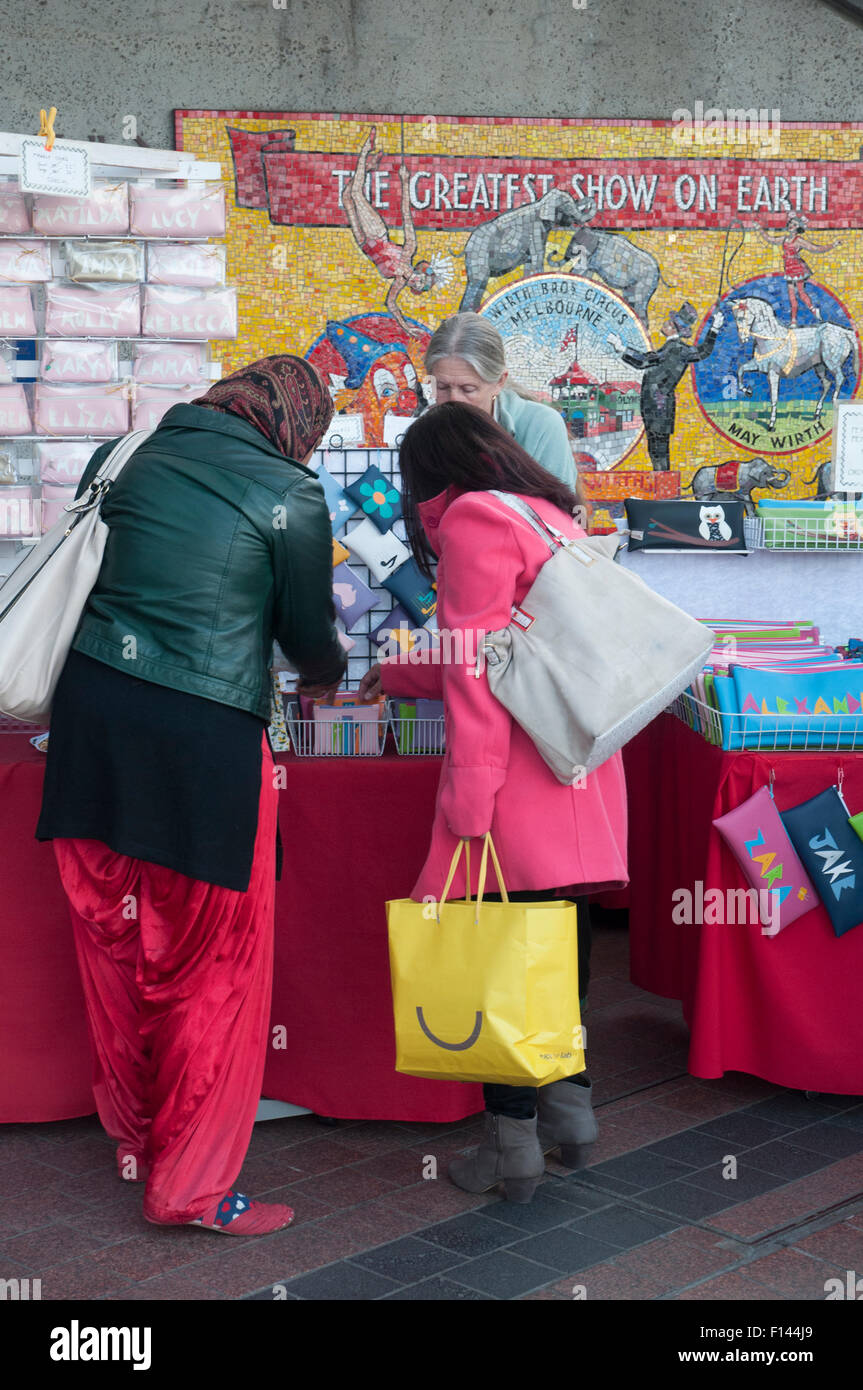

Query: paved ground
[{"left": 1, "top": 919, "right": 861, "bottom": 1301}]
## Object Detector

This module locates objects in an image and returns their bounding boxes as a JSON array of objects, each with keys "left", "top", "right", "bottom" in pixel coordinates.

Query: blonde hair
[{"left": 425, "top": 313, "right": 540, "bottom": 401}]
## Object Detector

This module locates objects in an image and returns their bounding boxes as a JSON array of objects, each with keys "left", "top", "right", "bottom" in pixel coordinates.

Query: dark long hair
[{"left": 399, "top": 402, "right": 579, "bottom": 579}]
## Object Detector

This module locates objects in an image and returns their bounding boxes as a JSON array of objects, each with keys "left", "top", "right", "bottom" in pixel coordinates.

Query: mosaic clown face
[{"left": 306, "top": 313, "right": 429, "bottom": 445}]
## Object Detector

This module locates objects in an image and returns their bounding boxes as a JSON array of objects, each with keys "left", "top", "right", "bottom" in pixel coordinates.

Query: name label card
[{"left": 19, "top": 138, "right": 91, "bottom": 198}]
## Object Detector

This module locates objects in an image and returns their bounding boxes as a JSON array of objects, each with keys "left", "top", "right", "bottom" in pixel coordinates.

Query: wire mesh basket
[
  {"left": 388, "top": 700, "right": 446, "bottom": 755},
  {"left": 746, "top": 514, "right": 863, "bottom": 552},
  {"left": 669, "top": 689, "right": 863, "bottom": 752},
  {"left": 284, "top": 705, "right": 388, "bottom": 757}
]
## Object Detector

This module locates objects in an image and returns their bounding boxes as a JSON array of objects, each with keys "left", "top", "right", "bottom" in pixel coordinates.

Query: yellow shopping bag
[{"left": 387, "top": 834, "right": 584, "bottom": 1086}]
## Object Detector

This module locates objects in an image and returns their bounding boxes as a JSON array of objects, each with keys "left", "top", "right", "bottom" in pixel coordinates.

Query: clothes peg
[{"left": 38, "top": 107, "right": 58, "bottom": 152}]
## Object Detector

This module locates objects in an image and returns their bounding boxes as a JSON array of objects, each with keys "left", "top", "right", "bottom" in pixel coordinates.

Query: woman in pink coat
[{"left": 361, "top": 402, "right": 628, "bottom": 1203}]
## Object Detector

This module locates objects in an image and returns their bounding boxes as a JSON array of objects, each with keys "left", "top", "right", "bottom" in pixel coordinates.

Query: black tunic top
[{"left": 36, "top": 650, "right": 269, "bottom": 892}]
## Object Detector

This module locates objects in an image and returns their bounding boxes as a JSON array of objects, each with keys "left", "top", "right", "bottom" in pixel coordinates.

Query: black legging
[{"left": 482, "top": 892, "right": 592, "bottom": 1120}]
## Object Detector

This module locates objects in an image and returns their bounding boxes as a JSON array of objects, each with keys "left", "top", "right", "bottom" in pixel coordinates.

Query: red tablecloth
[
  {"left": 626, "top": 715, "right": 863, "bottom": 1093},
  {"left": 0, "top": 734, "right": 482, "bottom": 1123}
]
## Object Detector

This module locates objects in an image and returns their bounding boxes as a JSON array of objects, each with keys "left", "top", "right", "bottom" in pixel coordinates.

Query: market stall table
[
  {"left": 625, "top": 713, "right": 863, "bottom": 1094},
  {"left": 0, "top": 733, "right": 483, "bottom": 1123}
]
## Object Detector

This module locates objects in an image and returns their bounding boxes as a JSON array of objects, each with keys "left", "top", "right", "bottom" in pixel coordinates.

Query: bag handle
[
  {"left": 438, "top": 838, "right": 471, "bottom": 919},
  {"left": 436, "top": 833, "right": 508, "bottom": 924},
  {"left": 490, "top": 490, "right": 565, "bottom": 554},
  {"left": 476, "top": 833, "right": 509, "bottom": 916}
]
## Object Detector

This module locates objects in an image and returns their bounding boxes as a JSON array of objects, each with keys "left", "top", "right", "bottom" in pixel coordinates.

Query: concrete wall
[{"left": 1, "top": 0, "right": 860, "bottom": 149}]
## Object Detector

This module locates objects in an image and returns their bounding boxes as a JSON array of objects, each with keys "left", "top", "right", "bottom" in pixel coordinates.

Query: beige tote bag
[
  {"left": 0, "top": 430, "right": 152, "bottom": 723},
  {"left": 481, "top": 492, "right": 714, "bottom": 780}
]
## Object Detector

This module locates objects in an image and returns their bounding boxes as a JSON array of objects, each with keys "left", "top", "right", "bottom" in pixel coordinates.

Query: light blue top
[{"left": 493, "top": 387, "right": 577, "bottom": 490}]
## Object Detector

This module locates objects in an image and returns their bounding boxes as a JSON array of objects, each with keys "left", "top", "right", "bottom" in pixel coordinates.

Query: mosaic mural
[{"left": 175, "top": 112, "right": 863, "bottom": 531}]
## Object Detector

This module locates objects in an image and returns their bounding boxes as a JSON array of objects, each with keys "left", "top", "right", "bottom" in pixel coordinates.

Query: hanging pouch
[
  {"left": 131, "top": 385, "right": 202, "bottom": 431},
  {"left": 39, "top": 341, "right": 118, "bottom": 383},
  {"left": 0, "top": 240, "right": 52, "bottom": 282},
  {"left": 64, "top": 240, "right": 144, "bottom": 282},
  {"left": 712, "top": 784, "right": 817, "bottom": 936},
  {"left": 130, "top": 183, "right": 226, "bottom": 237},
  {"left": 147, "top": 242, "right": 226, "bottom": 287},
  {"left": 34, "top": 383, "right": 129, "bottom": 437},
  {"left": 33, "top": 182, "right": 129, "bottom": 235},
  {"left": 141, "top": 285, "right": 237, "bottom": 339},
  {"left": 0, "top": 286, "right": 36, "bottom": 336},
  {"left": 0, "top": 384, "right": 32, "bottom": 434},
  {"left": 780, "top": 786, "right": 863, "bottom": 937},
  {"left": 45, "top": 283, "right": 140, "bottom": 338},
  {"left": 0, "top": 188, "right": 30, "bottom": 233}
]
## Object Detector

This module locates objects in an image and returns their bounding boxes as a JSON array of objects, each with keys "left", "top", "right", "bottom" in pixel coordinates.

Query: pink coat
[{"left": 380, "top": 487, "right": 629, "bottom": 901}]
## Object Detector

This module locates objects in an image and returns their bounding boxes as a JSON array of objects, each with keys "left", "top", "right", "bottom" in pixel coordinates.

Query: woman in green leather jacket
[{"left": 37, "top": 356, "right": 345, "bottom": 1237}]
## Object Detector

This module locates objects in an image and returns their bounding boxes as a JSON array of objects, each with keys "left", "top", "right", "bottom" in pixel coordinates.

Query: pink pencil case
[
  {"left": 40, "top": 483, "right": 79, "bottom": 533},
  {"left": 141, "top": 286, "right": 237, "bottom": 339},
  {"left": 131, "top": 386, "right": 201, "bottom": 430},
  {"left": 0, "top": 189, "right": 30, "bottom": 233},
  {"left": 712, "top": 784, "right": 817, "bottom": 936},
  {"left": 34, "top": 383, "right": 129, "bottom": 437},
  {"left": 39, "top": 340, "right": 118, "bottom": 383},
  {"left": 0, "top": 286, "right": 37, "bottom": 336},
  {"left": 36, "top": 441, "right": 95, "bottom": 484},
  {"left": 146, "top": 242, "right": 226, "bottom": 287},
  {"left": 45, "top": 283, "right": 140, "bottom": 337},
  {"left": 0, "top": 240, "right": 53, "bottom": 282},
  {"left": 130, "top": 184, "right": 226, "bottom": 237},
  {"left": 0, "top": 384, "right": 32, "bottom": 434},
  {"left": 0, "top": 487, "right": 37, "bottom": 537},
  {"left": 32, "top": 183, "right": 129, "bottom": 235},
  {"left": 133, "top": 342, "right": 209, "bottom": 385}
]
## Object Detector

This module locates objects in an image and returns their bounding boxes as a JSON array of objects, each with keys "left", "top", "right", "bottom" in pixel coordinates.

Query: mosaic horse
[{"left": 733, "top": 296, "right": 858, "bottom": 431}]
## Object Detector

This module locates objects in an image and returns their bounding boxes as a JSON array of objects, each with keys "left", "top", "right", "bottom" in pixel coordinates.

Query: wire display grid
[{"left": 308, "top": 443, "right": 435, "bottom": 690}]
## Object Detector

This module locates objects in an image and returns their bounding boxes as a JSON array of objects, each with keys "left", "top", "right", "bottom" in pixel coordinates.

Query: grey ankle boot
[
  {"left": 448, "top": 1112, "right": 545, "bottom": 1203},
  {"left": 536, "top": 1079, "right": 598, "bottom": 1168}
]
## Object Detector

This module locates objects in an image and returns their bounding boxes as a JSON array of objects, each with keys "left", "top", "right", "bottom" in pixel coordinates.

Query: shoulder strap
[
  {"left": 489, "top": 490, "right": 565, "bottom": 554},
  {"left": 92, "top": 429, "right": 154, "bottom": 484},
  {"left": 68, "top": 429, "right": 155, "bottom": 518}
]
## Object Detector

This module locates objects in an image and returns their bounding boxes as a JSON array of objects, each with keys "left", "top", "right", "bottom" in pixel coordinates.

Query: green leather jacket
[{"left": 72, "top": 404, "right": 346, "bottom": 719}]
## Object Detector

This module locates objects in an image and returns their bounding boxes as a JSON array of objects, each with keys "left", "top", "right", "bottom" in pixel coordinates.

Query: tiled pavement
[{"left": 2, "top": 917, "right": 862, "bottom": 1302}]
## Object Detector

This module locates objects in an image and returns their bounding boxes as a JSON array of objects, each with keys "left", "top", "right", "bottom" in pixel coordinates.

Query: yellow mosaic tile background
[{"left": 177, "top": 114, "right": 863, "bottom": 498}]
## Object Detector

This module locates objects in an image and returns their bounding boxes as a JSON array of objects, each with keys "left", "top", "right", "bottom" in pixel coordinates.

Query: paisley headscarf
[{"left": 193, "top": 354, "right": 333, "bottom": 460}]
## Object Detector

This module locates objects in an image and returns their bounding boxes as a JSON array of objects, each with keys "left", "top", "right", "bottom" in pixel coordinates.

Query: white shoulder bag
[
  {"left": 0, "top": 430, "right": 152, "bottom": 723},
  {"left": 480, "top": 492, "right": 714, "bottom": 780}
]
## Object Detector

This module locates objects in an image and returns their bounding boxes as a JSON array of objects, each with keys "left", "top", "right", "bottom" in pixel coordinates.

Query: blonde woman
[{"left": 424, "top": 312, "right": 588, "bottom": 522}]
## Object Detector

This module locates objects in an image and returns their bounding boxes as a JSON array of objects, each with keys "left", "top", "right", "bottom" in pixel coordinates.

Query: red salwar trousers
[{"left": 52, "top": 733, "right": 279, "bottom": 1224}]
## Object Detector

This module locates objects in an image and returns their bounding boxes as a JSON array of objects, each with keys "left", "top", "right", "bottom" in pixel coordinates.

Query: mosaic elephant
[
  {"left": 549, "top": 222, "right": 666, "bottom": 325},
  {"left": 806, "top": 459, "right": 862, "bottom": 500},
  {"left": 690, "top": 458, "right": 791, "bottom": 516},
  {"left": 457, "top": 190, "right": 594, "bottom": 312}
]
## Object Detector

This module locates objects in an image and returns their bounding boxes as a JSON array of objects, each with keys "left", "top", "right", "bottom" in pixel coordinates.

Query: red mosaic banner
[{"left": 225, "top": 140, "right": 861, "bottom": 230}]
